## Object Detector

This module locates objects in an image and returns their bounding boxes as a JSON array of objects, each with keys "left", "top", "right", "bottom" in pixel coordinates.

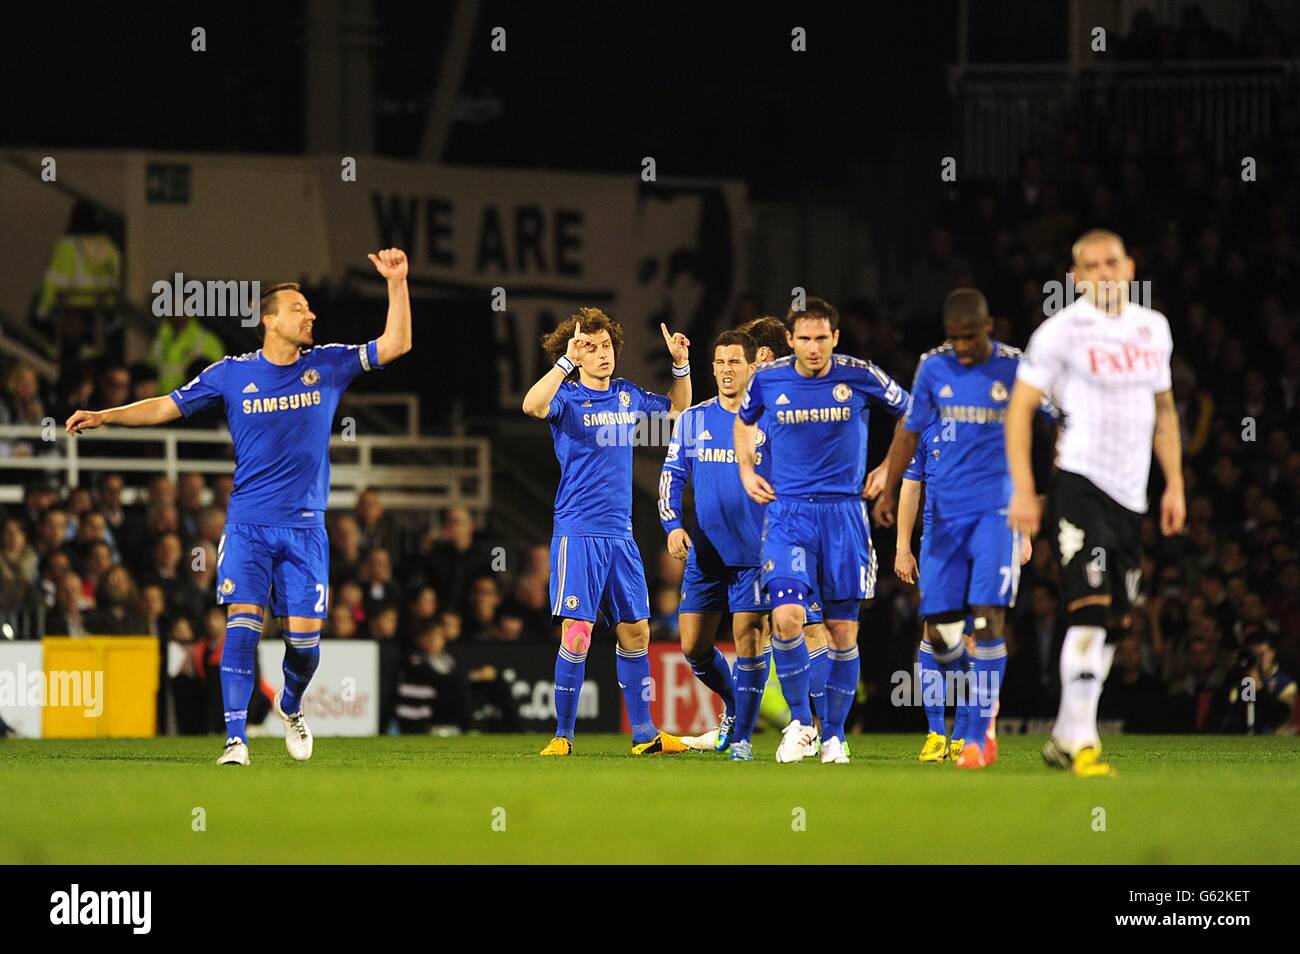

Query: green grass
[{"left": 2, "top": 734, "right": 1297, "bottom": 863}]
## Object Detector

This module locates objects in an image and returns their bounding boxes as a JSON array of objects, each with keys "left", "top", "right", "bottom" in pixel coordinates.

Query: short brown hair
[
  {"left": 540, "top": 307, "right": 624, "bottom": 376},
  {"left": 258, "top": 282, "right": 300, "bottom": 340},
  {"left": 784, "top": 296, "right": 838, "bottom": 333},
  {"left": 712, "top": 329, "right": 756, "bottom": 363},
  {"left": 737, "top": 316, "right": 789, "bottom": 358}
]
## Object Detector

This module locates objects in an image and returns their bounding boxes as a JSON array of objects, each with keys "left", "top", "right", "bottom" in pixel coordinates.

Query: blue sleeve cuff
[{"left": 363, "top": 339, "right": 383, "bottom": 371}]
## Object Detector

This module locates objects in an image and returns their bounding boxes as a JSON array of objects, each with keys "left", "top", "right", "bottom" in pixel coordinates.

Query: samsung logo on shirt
[
  {"left": 242, "top": 390, "right": 323, "bottom": 414},
  {"left": 583, "top": 411, "right": 640, "bottom": 427},
  {"left": 775, "top": 406, "right": 852, "bottom": 424},
  {"left": 938, "top": 405, "right": 1007, "bottom": 424},
  {"left": 693, "top": 447, "right": 765, "bottom": 464}
]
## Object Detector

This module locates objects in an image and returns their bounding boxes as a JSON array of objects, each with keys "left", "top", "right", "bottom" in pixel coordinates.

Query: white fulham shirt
[{"left": 1016, "top": 298, "right": 1173, "bottom": 514}]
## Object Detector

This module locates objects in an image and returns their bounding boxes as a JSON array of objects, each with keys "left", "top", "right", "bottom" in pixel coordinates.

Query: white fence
[{"left": 0, "top": 425, "right": 490, "bottom": 513}]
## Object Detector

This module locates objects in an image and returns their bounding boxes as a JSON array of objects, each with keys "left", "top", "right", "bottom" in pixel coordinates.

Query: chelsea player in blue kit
[
  {"left": 66, "top": 249, "right": 413, "bottom": 765},
  {"left": 658, "top": 329, "right": 770, "bottom": 761},
  {"left": 736, "top": 298, "right": 909, "bottom": 764},
  {"left": 739, "top": 317, "right": 835, "bottom": 750},
  {"left": 877, "top": 289, "right": 1039, "bottom": 769},
  {"left": 523, "top": 307, "right": 693, "bottom": 756}
]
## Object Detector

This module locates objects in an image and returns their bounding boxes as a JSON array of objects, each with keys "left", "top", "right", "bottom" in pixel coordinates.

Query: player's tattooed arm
[
  {"left": 661, "top": 322, "right": 691, "bottom": 412},
  {"left": 894, "top": 478, "right": 922, "bottom": 584},
  {"left": 1005, "top": 380, "right": 1043, "bottom": 536},
  {"left": 368, "top": 248, "right": 412, "bottom": 366},
  {"left": 65, "top": 395, "right": 183, "bottom": 434},
  {"left": 523, "top": 321, "right": 592, "bottom": 419},
  {"left": 1153, "top": 388, "right": 1185, "bottom": 536}
]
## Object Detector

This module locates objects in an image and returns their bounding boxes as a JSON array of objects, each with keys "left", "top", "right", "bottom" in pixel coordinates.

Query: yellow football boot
[
  {"left": 631, "top": 731, "right": 688, "bottom": 755},
  {"left": 539, "top": 737, "right": 573, "bottom": 756},
  {"left": 948, "top": 737, "right": 966, "bottom": 762},
  {"left": 918, "top": 731, "right": 949, "bottom": 762},
  {"left": 1072, "top": 746, "right": 1117, "bottom": 778}
]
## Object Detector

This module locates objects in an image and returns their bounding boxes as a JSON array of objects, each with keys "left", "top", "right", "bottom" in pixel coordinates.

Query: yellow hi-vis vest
[
  {"left": 37, "top": 234, "right": 122, "bottom": 317},
  {"left": 151, "top": 319, "right": 227, "bottom": 394}
]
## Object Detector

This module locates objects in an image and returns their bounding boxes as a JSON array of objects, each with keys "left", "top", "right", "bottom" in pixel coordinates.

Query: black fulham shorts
[{"left": 1048, "top": 470, "right": 1143, "bottom": 618}]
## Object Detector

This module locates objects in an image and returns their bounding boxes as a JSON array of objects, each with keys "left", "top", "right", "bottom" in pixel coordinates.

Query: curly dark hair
[{"left": 540, "top": 307, "right": 625, "bottom": 376}]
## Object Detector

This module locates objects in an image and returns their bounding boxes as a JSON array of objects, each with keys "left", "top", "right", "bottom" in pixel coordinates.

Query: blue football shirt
[
  {"left": 168, "top": 342, "right": 383, "bottom": 527},
  {"left": 547, "top": 378, "right": 671, "bottom": 538},
  {"left": 659, "top": 397, "right": 767, "bottom": 566},
  {"left": 738, "top": 354, "right": 908, "bottom": 497},
  {"left": 901, "top": 340, "right": 1032, "bottom": 518}
]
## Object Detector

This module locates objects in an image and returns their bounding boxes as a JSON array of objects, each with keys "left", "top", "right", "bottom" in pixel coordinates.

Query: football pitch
[{"left": 3, "top": 734, "right": 1297, "bottom": 864}]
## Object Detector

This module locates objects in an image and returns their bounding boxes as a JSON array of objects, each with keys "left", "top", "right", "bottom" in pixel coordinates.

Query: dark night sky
[{"left": 0, "top": 2, "right": 1067, "bottom": 198}]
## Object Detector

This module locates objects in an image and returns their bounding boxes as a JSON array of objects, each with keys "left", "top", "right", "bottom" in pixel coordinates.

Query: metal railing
[
  {"left": 950, "top": 59, "right": 1300, "bottom": 181},
  {"left": 0, "top": 425, "right": 490, "bottom": 513}
]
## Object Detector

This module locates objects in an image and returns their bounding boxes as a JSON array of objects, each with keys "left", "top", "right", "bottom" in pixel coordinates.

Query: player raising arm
[
  {"left": 66, "top": 249, "right": 412, "bottom": 766},
  {"left": 524, "top": 308, "right": 692, "bottom": 756}
]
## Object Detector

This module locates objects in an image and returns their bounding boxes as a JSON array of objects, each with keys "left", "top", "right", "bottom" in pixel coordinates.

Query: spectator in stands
[
  {"left": 327, "top": 605, "right": 358, "bottom": 639},
  {"left": 1099, "top": 633, "right": 1167, "bottom": 732},
  {"left": 141, "top": 533, "right": 184, "bottom": 612},
  {"left": 93, "top": 473, "right": 133, "bottom": 542},
  {"left": 46, "top": 570, "right": 90, "bottom": 636},
  {"left": 395, "top": 620, "right": 471, "bottom": 734},
  {"left": 500, "top": 559, "right": 554, "bottom": 642},
  {"left": 0, "top": 364, "right": 51, "bottom": 459},
  {"left": 400, "top": 585, "right": 439, "bottom": 644},
  {"left": 168, "top": 610, "right": 216, "bottom": 734},
  {"left": 334, "top": 579, "right": 366, "bottom": 628},
  {"left": 0, "top": 517, "right": 40, "bottom": 613},
  {"left": 176, "top": 541, "right": 216, "bottom": 625},
  {"left": 176, "top": 473, "right": 206, "bottom": 541},
  {"left": 329, "top": 513, "right": 364, "bottom": 585},
  {"left": 78, "top": 540, "right": 114, "bottom": 605},
  {"left": 139, "top": 583, "right": 168, "bottom": 639},
  {"left": 353, "top": 488, "right": 399, "bottom": 556},
  {"left": 369, "top": 605, "right": 400, "bottom": 641},
  {"left": 38, "top": 550, "right": 72, "bottom": 609},
  {"left": 129, "top": 362, "right": 160, "bottom": 402},
  {"left": 34, "top": 201, "right": 122, "bottom": 374},
  {"left": 19, "top": 477, "right": 61, "bottom": 540},
  {"left": 417, "top": 506, "right": 493, "bottom": 608},
  {"left": 195, "top": 507, "right": 225, "bottom": 552},
  {"left": 359, "top": 547, "right": 401, "bottom": 617},
  {"left": 85, "top": 565, "right": 147, "bottom": 635},
  {"left": 149, "top": 312, "right": 225, "bottom": 396},
  {"left": 462, "top": 574, "right": 505, "bottom": 641},
  {"left": 74, "top": 509, "right": 119, "bottom": 563},
  {"left": 1, "top": 516, "right": 38, "bottom": 587}
]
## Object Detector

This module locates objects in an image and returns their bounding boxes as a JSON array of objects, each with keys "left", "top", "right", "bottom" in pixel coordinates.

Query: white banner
[
  {"left": 0, "top": 642, "right": 47, "bottom": 738},
  {"left": 256, "top": 639, "right": 379, "bottom": 737}
]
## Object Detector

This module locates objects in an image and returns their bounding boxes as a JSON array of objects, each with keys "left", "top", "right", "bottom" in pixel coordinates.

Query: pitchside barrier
[{"left": 0, "top": 638, "right": 380, "bottom": 739}]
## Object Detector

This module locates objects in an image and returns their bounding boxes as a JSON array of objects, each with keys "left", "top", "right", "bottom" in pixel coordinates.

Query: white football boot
[
  {"left": 216, "top": 739, "right": 249, "bottom": 766},
  {"left": 775, "top": 720, "right": 817, "bottom": 763},
  {"left": 680, "top": 729, "right": 719, "bottom": 751},
  {"left": 819, "top": 735, "right": 850, "bottom": 764},
  {"left": 273, "top": 690, "right": 314, "bottom": 762}
]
